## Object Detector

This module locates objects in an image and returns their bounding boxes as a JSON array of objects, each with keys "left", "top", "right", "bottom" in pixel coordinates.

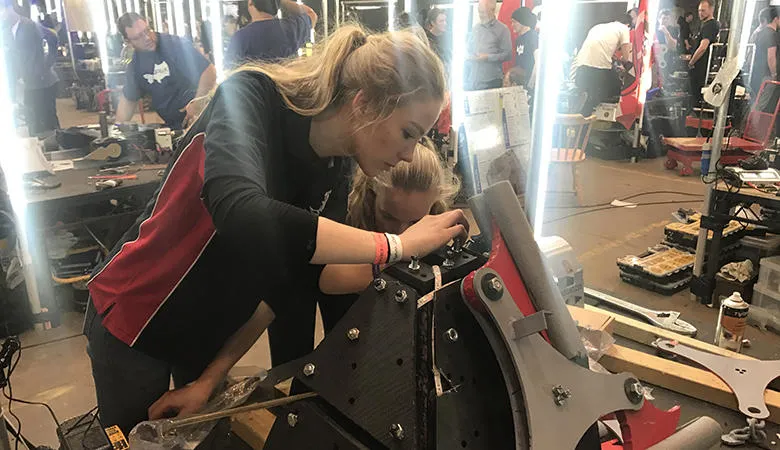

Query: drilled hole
[
  {"left": 351, "top": 362, "right": 357, "bottom": 370},
  {"left": 396, "top": 358, "right": 404, "bottom": 366},
  {"left": 472, "top": 377, "right": 478, "bottom": 386},
  {"left": 459, "top": 375, "right": 465, "bottom": 383},
  {"left": 474, "top": 430, "right": 480, "bottom": 438},
  {"left": 348, "top": 397, "right": 355, "bottom": 405},
  {"left": 461, "top": 440, "right": 468, "bottom": 447},
  {"left": 748, "top": 406, "right": 761, "bottom": 414}
]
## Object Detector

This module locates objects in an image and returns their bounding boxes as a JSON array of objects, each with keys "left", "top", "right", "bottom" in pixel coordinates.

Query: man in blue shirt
[
  {"left": 1, "top": 0, "right": 60, "bottom": 134},
  {"left": 115, "top": 13, "right": 216, "bottom": 129},
  {"left": 225, "top": 0, "right": 317, "bottom": 68}
]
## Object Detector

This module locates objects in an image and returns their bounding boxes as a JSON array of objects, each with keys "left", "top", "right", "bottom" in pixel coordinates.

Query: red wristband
[{"left": 373, "top": 232, "right": 388, "bottom": 265}]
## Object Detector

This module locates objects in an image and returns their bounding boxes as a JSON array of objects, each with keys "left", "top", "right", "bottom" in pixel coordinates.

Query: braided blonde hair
[{"left": 346, "top": 138, "right": 460, "bottom": 231}]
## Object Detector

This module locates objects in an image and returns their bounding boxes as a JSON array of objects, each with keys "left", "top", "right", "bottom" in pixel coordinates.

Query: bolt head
[
  {"left": 389, "top": 423, "right": 405, "bottom": 440},
  {"left": 624, "top": 379, "right": 644, "bottom": 404},
  {"left": 373, "top": 278, "right": 387, "bottom": 292},
  {"left": 347, "top": 328, "right": 360, "bottom": 341},
  {"left": 489, "top": 277, "right": 503, "bottom": 293},
  {"left": 442, "top": 258, "right": 455, "bottom": 269},
  {"left": 552, "top": 385, "right": 572, "bottom": 406},
  {"left": 395, "top": 289, "right": 408, "bottom": 304},
  {"left": 445, "top": 328, "right": 459, "bottom": 342},
  {"left": 303, "top": 363, "right": 316, "bottom": 377},
  {"left": 287, "top": 413, "right": 298, "bottom": 427}
]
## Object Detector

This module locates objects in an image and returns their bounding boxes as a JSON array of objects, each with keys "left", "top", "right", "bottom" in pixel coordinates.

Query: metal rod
[
  {"left": 691, "top": 0, "right": 747, "bottom": 303},
  {"left": 163, "top": 392, "right": 317, "bottom": 432},
  {"left": 322, "top": 0, "right": 328, "bottom": 36}
]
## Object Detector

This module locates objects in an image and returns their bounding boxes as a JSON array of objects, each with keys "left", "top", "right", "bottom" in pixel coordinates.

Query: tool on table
[
  {"left": 654, "top": 339, "right": 780, "bottom": 419},
  {"left": 715, "top": 292, "right": 749, "bottom": 352},
  {"left": 158, "top": 392, "right": 317, "bottom": 436},
  {"left": 24, "top": 176, "right": 61, "bottom": 191},
  {"left": 585, "top": 287, "right": 698, "bottom": 336},
  {"left": 95, "top": 179, "right": 123, "bottom": 190},
  {"left": 88, "top": 174, "right": 138, "bottom": 181}
]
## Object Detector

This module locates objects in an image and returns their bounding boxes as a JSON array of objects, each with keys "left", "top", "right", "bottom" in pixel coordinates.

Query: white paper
[
  {"left": 610, "top": 199, "right": 638, "bottom": 208},
  {"left": 50, "top": 160, "right": 75, "bottom": 172}
]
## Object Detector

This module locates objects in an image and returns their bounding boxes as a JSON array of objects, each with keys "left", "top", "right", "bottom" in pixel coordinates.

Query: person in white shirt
[{"left": 573, "top": 15, "right": 633, "bottom": 115}]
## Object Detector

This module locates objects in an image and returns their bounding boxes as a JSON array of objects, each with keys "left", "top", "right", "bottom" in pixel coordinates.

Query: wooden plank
[
  {"left": 580, "top": 304, "right": 756, "bottom": 361},
  {"left": 230, "top": 379, "right": 293, "bottom": 449},
  {"left": 231, "top": 410, "right": 276, "bottom": 449},
  {"left": 600, "top": 344, "right": 780, "bottom": 424},
  {"left": 567, "top": 305, "right": 615, "bottom": 334}
]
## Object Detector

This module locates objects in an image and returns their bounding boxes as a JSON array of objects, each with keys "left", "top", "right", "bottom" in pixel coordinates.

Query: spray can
[{"left": 715, "top": 292, "right": 749, "bottom": 352}]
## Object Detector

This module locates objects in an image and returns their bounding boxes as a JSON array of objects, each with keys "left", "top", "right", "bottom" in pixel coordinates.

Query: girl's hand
[{"left": 398, "top": 210, "right": 469, "bottom": 260}]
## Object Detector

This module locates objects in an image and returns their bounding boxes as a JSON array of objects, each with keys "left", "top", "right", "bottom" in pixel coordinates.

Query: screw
[
  {"left": 287, "top": 413, "right": 298, "bottom": 427},
  {"left": 389, "top": 423, "right": 405, "bottom": 440},
  {"left": 552, "top": 385, "right": 572, "bottom": 406},
  {"left": 444, "top": 328, "right": 459, "bottom": 342},
  {"left": 488, "top": 277, "right": 503, "bottom": 294},
  {"left": 395, "top": 289, "right": 408, "bottom": 304},
  {"left": 373, "top": 278, "right": 387, "bottom": 292},
  {"left": 303, "top": 363, "right": 316, "bottom": 377},
  {"left": 347, "top": 328, "right": 360, "bottom": 341},
  {"left": 408, "top": 256, "right": 420, "bottom": 272}
]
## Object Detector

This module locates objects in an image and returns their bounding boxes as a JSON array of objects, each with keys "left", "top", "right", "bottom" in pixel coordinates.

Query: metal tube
[
  {"left": 323, "top": 0, "right": 328, "bottom": 35},
  {"left": 648, "top": 416, "right": 722, "bottom": 450},
  {"left": 162, "top": 392, "right": 317, "bottom": 433},
  {"left": 483, "top": 181, "right": 587, "bottom": 364},
  {"left": 691, "top": 0, "right": 747, "bottom": 301}
]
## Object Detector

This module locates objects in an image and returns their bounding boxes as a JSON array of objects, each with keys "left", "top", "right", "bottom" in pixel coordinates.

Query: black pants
[
  {"left": 24, "top": 85, "right": 59, "bottom": 135},
  {"left": 268, "top": 294, "right": 357, "bottom": 367},
  {"left": 689, "top": 65, "right": 708, "bottom": 111},
  {"left": 575, "top": 66, "right": 621, "bottom": 116},
  {"left": 84, "top": 301, "right": 206, "bottom": 434}
]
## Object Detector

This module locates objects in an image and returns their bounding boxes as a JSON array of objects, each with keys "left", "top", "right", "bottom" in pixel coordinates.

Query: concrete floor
[{"left": 6, "top": 105, "right": 780, "bottom": 448}]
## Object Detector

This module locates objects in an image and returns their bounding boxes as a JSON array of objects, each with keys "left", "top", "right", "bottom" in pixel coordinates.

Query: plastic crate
[
  {"left": 758, "top": 255, "right": 780, "bottom": 292},
  {"left": 753, "top": 282, "right": 780, "bottom": 310}
]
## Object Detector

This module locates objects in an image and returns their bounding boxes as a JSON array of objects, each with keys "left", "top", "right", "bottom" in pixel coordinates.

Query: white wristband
[{"left": 385, "top": 233, "right": 403, "bottom": 264}]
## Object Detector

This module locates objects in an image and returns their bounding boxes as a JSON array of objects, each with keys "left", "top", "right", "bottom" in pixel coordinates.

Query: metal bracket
[
  {"left": 466, "top": 268, "right": 644, "bottom": 449},
  {"left": 654, "top": 339, "right": 780, "bottom": 419},
  {"left": 700, "top": 214, "right": 728, "bottom": 231},
  {"left": 511, "top": 311, "right": 550, "bottom": 339}
]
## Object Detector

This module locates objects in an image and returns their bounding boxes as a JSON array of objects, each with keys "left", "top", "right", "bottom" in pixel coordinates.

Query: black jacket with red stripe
[{"left": 88, "top": 71, "right": 352, "bottom": 366}]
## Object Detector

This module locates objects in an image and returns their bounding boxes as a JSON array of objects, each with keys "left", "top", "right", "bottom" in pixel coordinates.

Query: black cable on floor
[
  {"left": 546, "top": 190, "right": 704, "bottom": 209},
  {"left": 544, "top": 199, "right": 704, "bottom": 224}
]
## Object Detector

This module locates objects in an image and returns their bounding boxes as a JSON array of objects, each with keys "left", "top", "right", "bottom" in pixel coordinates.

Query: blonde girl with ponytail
[
  {"left": 319, "top": 138, "right": 460, "bottom": 296},
  {"left": 85, "top": 24, "right": 468, "bottom": 432}
]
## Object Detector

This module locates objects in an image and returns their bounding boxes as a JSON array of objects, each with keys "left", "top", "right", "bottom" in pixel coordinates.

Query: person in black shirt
[
  {"left": 271, "top": 139, "right": 461, "bottom": 366},
  {"left": 678, "top": 11, "right": 694, "bottom": 53},
  {"left": 750, "top": 7, "right": 779, "bottom": 97},
  {"left": 84, "top": 24, "right": 467, "bottom": 434},
  {"left": 688, "top": 0, "right": 719, "bottom": 109},
  {"left": 510, "top": 7, "right": 539, "bottom": 88},
  {"left": 225, "top": 0, "right": 317, "bottom": 67},
  {"left": 425, "top": 7, "right": 450, "bottom": 70}
]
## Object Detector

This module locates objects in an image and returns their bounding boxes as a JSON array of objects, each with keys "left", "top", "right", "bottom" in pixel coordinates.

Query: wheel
[
  {"left": 665, "top": 159, "right": 678, "bottom": 169},
  {"left": 680, "top": 165, "right": 694, "bottom": 176}
]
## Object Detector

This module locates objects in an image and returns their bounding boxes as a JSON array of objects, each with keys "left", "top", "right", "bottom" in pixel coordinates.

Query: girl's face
[
  {"left": 351, "top": 98, "right": 442, "bottom": 177},
  {"left": 374, "top": 185, "right": 439, "bottom": 234}
]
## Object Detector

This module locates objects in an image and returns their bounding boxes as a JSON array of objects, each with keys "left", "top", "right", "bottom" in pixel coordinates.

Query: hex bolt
[
  {"left": 373, "top": 278, "right": 387, "bottom": 292},
  {"left": 395, "top": 289, "right": 408, "bottom": 304},
  {"left": 408, "top": 256, "right": 420, "bottom": 272},
  {"left": 347, "top": 328, "right": 360, "bottom": 341},
  {"left": 552, "top": 385, "right": 572, "bottom": 406},
  {"left": 488, "top": 277, "right": 503, "bottom": 294},
  {"left": 624, "top": 379, "right": 644, "bottom": 404},
  {"left": 442, "top": 250, "right": 455, "bottom": 268},
  {"left": 452, "top": 239, "right": 463, "bottom": 253},
  {"left": 444, "top": 328, "right": 459, "bottom": 342},
  {"left": 287, "top": 413, "right": 298, "bottom": 428},
  {"left": 303, "top": 363, "right": 316, "bottom": 377},
  {"left": 389, "top": 423, "right": 405, "bottom": 440}
]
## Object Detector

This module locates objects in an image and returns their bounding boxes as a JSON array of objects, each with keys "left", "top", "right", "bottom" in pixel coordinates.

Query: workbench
[
  {"left": 692, "top": 182, "right": 780, "bottom": 306},
  {"left": 19, "top": 166, "right": 161, "bottom": 327}
]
